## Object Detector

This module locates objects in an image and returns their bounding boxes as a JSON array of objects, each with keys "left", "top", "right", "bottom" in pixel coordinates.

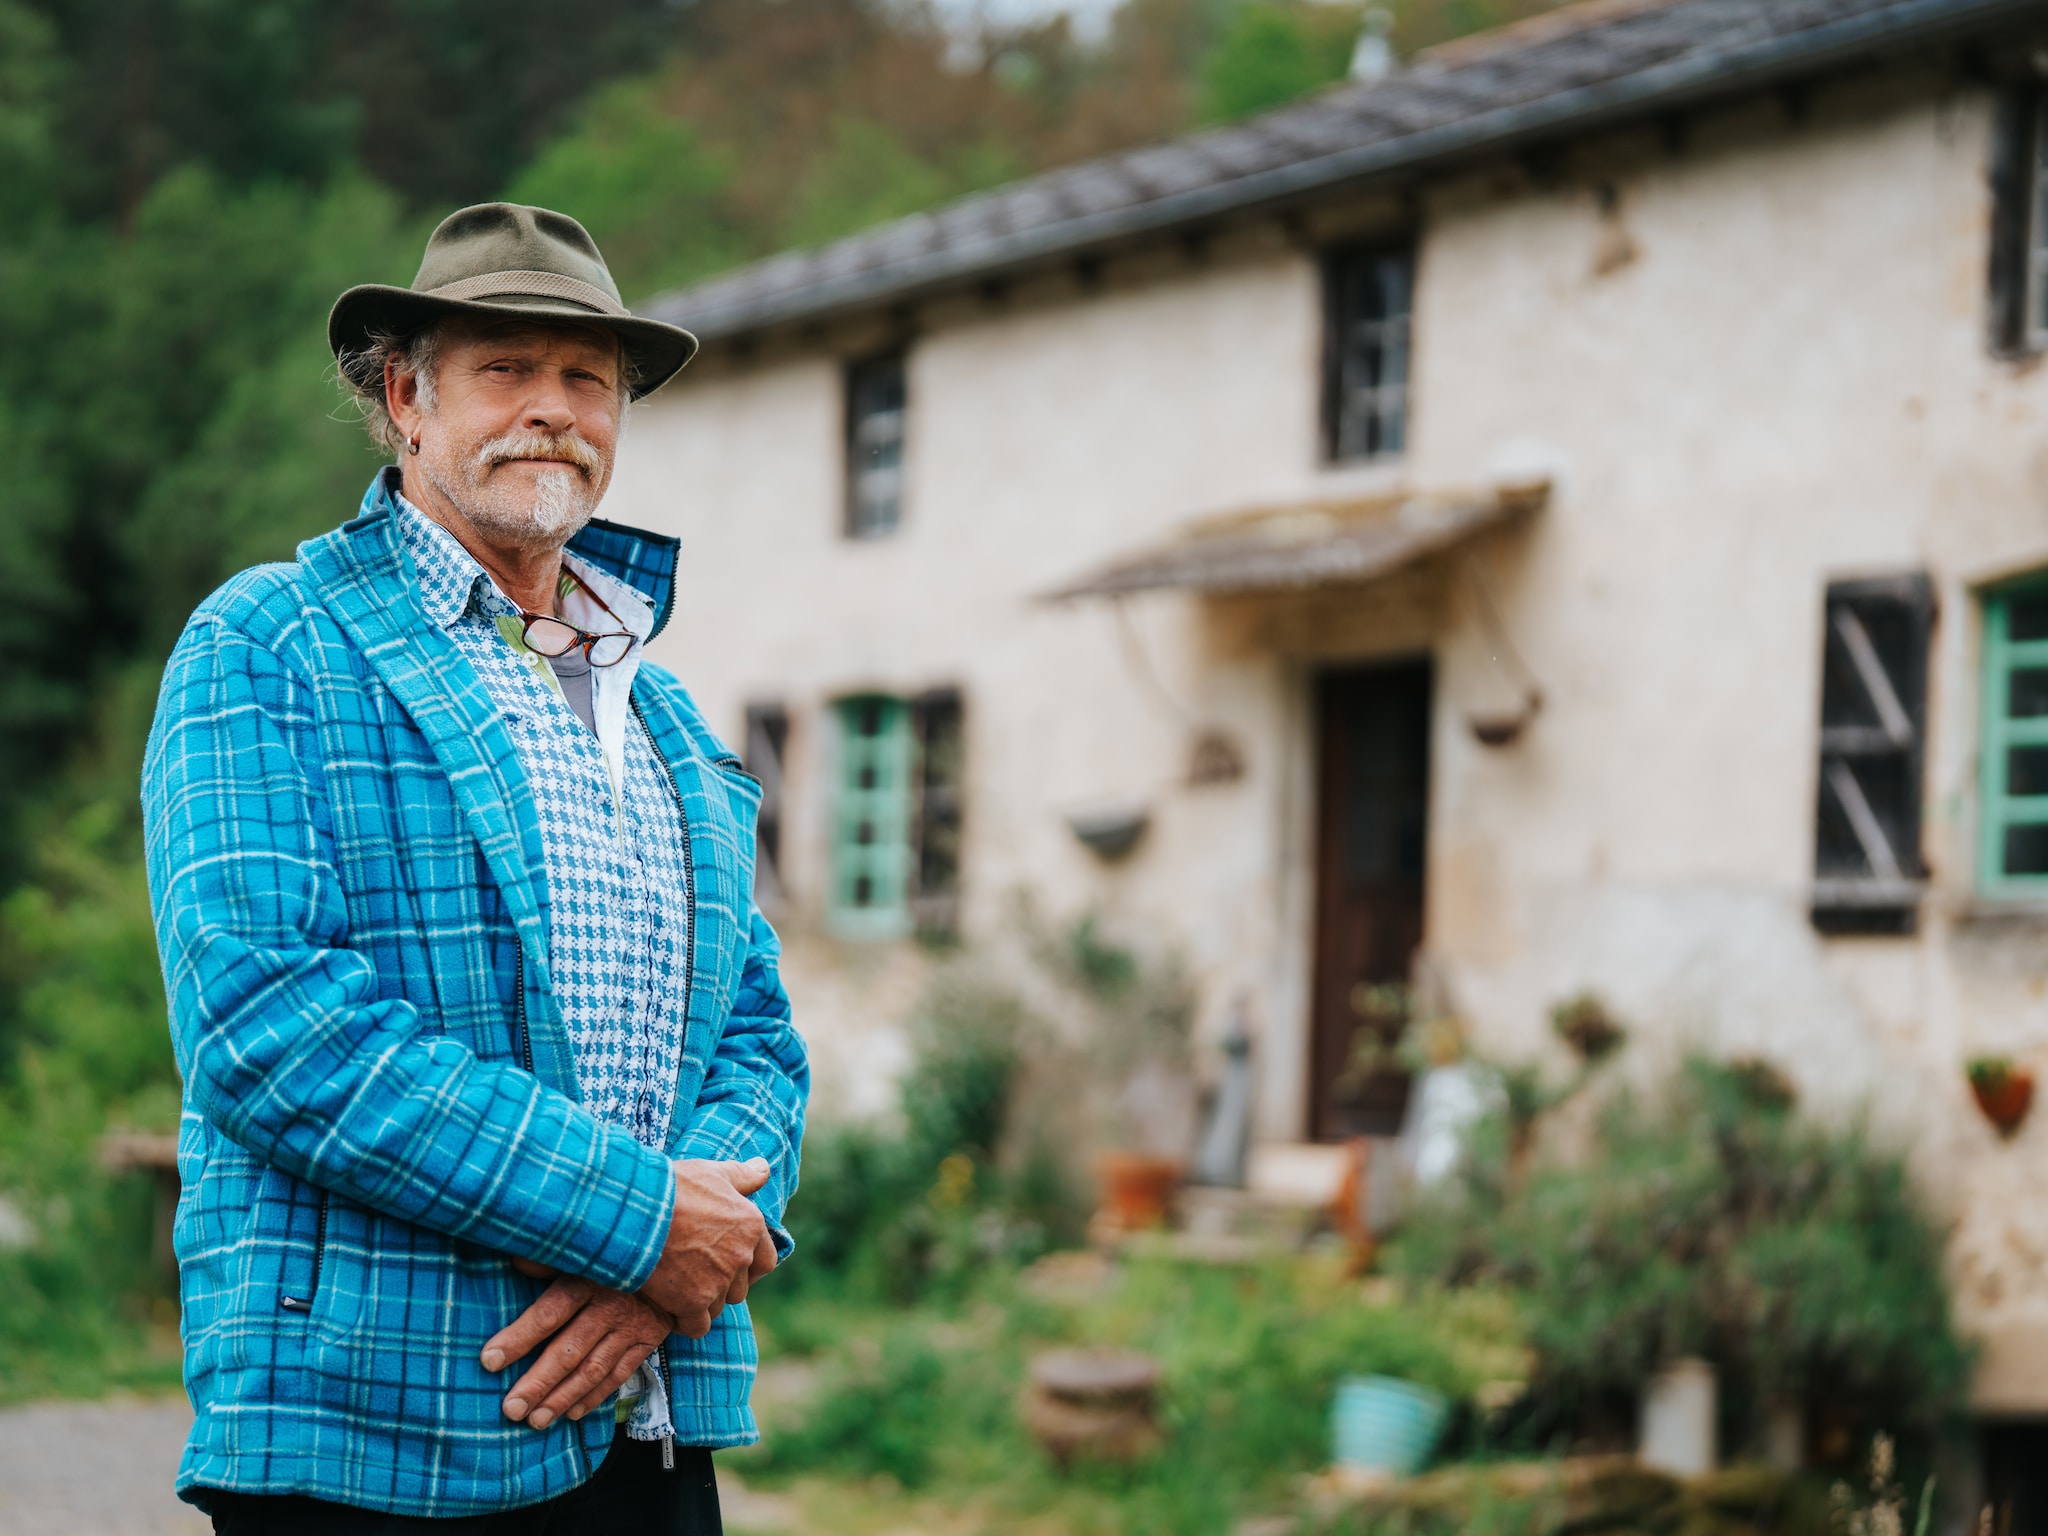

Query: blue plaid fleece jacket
[{"left": 141, "top": 469, "right": 809, "bottom": 1516}]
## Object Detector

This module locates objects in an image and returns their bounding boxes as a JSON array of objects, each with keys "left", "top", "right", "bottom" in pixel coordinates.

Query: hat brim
[{"left": 329, "top": 284, "right": 699, "bottom": 401}]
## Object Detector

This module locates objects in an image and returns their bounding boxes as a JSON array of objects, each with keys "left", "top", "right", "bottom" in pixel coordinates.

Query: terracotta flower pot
[
  {"left": 1093, "top": 1152, "right": 1182, "bottom": 1233},
  {"left": 1971, "top": 1067, "right": 2035, "bottom": 1137}
]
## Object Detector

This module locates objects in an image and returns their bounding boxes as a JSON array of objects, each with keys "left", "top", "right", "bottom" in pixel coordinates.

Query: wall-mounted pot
[
  {"left": 1067, "top": 804, "right": 1150, "bottom": 860},
  {"left": 1969, "top": 1057, "right": 2035, "bottom": 1137}
]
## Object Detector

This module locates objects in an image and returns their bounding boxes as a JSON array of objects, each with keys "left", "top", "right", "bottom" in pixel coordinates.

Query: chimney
[{"left": 1349, "top": 8, "right": 1395, "bottom": 83}]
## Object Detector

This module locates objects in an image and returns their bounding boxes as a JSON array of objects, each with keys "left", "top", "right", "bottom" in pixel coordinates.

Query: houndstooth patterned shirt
[{"left": 399, "top": 502, "right": 691, "bottom": 1440}]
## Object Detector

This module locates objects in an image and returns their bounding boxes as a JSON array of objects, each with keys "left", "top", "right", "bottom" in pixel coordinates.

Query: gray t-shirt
[{"left": 547, "top": 640, "right": 598, "bottom": 736}]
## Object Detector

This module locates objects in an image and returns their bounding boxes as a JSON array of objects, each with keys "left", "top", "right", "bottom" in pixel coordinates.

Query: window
[
  {"left": 1989, "top": 86, "right": 2048, "bottom": 354},
  {"left": 1811, "top": 575, "right": 1933, "bottom": 933},
  {"left": 833, "top": 696, "right": 913, "bottom": 933},
  {"left": 845, "top": 351, "right": 906, "bottom": 538},
  {"left": 1980, "top": 577, "right": 2048, "bottom": 896},
  {"left": 1323, "top": 242, "right": 1414, "bottom": 462},
  {"left": 830, "top": 690, "right": 965, "bottom": 938},
  {"left": 743, "top": 703, "right": 789, "bottom": 910}
]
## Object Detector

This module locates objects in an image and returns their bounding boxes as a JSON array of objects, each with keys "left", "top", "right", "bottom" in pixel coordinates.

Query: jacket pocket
[{"left": 278, "top": 1189, "right": 329, "bottom": 1313}]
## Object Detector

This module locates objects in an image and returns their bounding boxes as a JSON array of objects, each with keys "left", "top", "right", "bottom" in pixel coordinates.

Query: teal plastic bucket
[{"left": 1331, "top": 1375, "right": 1450, "bottom": 1476}]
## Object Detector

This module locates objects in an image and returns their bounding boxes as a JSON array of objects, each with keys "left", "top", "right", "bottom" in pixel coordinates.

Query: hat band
[{"left": 425, "top": 270, "right": 627, "bottom": 316}]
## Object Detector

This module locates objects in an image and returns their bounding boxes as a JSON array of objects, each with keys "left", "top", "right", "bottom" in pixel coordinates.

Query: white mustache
[{"left": 476, "top": 431, "right": 601, "bottom": 478}]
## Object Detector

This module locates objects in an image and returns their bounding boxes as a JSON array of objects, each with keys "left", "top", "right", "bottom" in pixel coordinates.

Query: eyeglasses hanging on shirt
[
  {"left": 518, "top": 574, "right": 634, "bottom": 667},
  {"left": 519, "top": 612, "right": 633, "bottom": 667}
]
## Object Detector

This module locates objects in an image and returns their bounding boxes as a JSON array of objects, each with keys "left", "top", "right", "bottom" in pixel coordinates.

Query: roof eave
[{"left": 643, "top": 0, "right": 2043, "bottom": 343}]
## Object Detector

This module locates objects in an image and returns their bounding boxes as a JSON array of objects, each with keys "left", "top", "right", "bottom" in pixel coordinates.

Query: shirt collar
[
  {"left": 396, "top": 494, "right": 655, "bottom": 648},
  {"left": 397, "top": 495, "right": 512, "bottom": 631}
]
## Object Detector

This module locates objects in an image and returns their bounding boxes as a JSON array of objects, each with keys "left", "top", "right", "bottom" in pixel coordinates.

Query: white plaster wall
[
  {"left": 609, "top": 236, "right": 1339, "bottom": 1129},
  {"left": 1406, "top": 77, "right": 2048, "bottom": 1405},
  {"left": 605, "top": 66, "right": 2048, "bottom": 1403}
]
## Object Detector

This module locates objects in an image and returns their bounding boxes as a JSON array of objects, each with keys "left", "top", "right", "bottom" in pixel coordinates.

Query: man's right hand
[{"left": 637, "top": 1157, "right": 777, "bottom": 1336}]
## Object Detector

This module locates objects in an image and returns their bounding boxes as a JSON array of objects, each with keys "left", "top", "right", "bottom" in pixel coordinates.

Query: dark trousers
[{"left": 207, "top": 1435, "right": 721, "bottom": 1535}]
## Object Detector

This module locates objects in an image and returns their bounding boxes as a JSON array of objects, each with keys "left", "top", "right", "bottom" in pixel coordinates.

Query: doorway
[{"left": 1309, "top": 660, "right": 1433, "bottom": 1142}]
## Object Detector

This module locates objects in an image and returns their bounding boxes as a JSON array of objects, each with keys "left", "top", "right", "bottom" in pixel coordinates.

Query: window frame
[
  {"left": 1321, "top": 239, "right": 1417, "bottom": 465},
  {"left": 843, "top": 349, "right": 908, "bottom": 540},
  {"left": 1979, "top": 575, "right": 2048, "bottom": 898}
]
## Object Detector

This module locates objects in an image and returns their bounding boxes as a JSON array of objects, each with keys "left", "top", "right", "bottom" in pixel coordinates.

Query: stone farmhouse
[{"left": 607, "top": 0, "right": 2048, "bottom": 1447}]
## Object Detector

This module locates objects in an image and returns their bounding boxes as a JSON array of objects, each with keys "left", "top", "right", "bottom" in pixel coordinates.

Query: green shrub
[
  {"left": 1392, "top": 1057, "right": 1971, "bottom": 1448},
  {"left": 899, "top": 970, "right": 1026, "bottom": 1167},
  {"left": 776, "top": 962, "right": 1087, "bottom": 1305},
  {"left": 765, "top": 1326, "right": 957, "bottom": 1488}
]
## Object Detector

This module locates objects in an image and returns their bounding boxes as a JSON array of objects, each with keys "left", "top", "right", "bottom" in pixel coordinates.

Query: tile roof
[{"left": 641, "top": 0, "right": 2037, "bottom": 340}]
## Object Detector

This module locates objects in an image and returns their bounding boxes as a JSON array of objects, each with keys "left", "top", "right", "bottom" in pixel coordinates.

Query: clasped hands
[{"left": 479, "top": 1157, "right": 777, "bottom": 1431}]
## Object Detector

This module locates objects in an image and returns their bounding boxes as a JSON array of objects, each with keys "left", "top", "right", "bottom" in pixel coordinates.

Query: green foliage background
[{"left": 0, "top": 0, "right": 1569, "bottom": 1397}]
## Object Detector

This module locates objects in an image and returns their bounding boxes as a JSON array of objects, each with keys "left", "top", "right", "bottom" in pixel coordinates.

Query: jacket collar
[
  {"left": 385, "top": 468, "right": 671, "bottom": 643},
  {"left": 299, "top": 471, "right": 691, "bottom": 1097},
  {"left": 349, "top": 467, "right": 682, "bottom": 638}
]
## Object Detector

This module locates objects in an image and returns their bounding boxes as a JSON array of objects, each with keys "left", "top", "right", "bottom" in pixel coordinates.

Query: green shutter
[
  {"left": 831, "top": 695, "right": 915, "bottom": 937},
  {"left": 1980, "top": 579, "right": 2048, "bottom": 895}
]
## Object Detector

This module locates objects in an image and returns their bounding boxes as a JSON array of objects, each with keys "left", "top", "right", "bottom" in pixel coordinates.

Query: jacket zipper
[
  {"left": 279, "top": 1191, "right": 329, "bottom": 1313},
  {"left": 655, "top": 1344, "right": 675, "bottom": 1470},
  {"left": 632, "top": 692, "right": 692, "bottom": 1474},
  {"left": 515, "top": 945, "right": 534, "bottom": 1074}
]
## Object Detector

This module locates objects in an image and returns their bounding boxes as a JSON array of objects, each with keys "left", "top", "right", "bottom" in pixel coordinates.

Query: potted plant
[
  {"left": 1051, "top": 917, "right": 1197, "bottom": 1236},
  {"left": 1968, "top": 1056, "right": 2035, "bottom": 1137}
]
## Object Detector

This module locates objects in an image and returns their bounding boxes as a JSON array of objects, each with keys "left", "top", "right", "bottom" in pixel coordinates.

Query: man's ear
[{"left": 386, "top": 359, "right": 424, "bottom": 441}]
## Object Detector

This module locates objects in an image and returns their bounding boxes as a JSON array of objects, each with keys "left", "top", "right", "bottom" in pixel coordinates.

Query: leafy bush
[
  {"left": 777, "top": 963, "right": 1086, "bottom": 1304},
  {"left": 0, "top": 685, "right": 182, "bottom": 1401},
  {"left": 764, "top": 1325, "right": 960, "bottom": 1488},
  {"left": 1392, "top": 1058, "right": 1971, "bottom": 1448}
]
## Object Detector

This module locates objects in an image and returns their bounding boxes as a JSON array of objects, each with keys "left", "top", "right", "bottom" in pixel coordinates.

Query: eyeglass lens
[
  {"left": 522, "top": 617, "right": 582, "bottom": 657},
  {"left": 587, "top": 633, "right": 633, "bottom": 667},
  {"left": 522, "top": 615, "right": 634, "bottom": 668}
]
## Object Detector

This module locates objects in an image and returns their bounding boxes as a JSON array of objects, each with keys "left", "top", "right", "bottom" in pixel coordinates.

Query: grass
[{"left": 731, "top": 1251, "right": 1527, "bottom": 1536}]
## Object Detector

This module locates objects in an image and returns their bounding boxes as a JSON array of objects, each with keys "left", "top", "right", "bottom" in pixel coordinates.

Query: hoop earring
[{"left": 407, "top": 431, "right": 421, "bottom": 456}]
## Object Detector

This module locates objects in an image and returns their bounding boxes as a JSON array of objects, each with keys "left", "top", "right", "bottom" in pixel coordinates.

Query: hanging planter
[{"left": 1968, "top": 1056, "right": 2035, "bottom": 1138}]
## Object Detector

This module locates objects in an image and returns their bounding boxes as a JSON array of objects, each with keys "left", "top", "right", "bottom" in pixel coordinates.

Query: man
[{"left": 143, "top": 202, "right": 807, "bottom": 1533}]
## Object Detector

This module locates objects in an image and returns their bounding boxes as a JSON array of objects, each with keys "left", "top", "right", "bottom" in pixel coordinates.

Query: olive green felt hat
[{"left": 329, "top": 203, "right": 697, "bottom": 399}]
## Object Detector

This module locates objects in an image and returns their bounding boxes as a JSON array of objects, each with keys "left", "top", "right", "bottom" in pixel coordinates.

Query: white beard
[
  {"left": 472, "top": 463, "right": 594, "bottom": 544},
  {"left": 421, "top": 433, "right": 606, "bottom": 549}
]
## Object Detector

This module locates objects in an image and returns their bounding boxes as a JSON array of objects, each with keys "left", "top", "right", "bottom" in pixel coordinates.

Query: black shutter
[
  {"left": 1811, "top": 575, "right": 1934, "bottom": 934},
  {"left": 743, "top": 703, "right": 790, "bottom": 910},
  {"left": 908, "top": 688, "right": 964, "bottom": 936},
  {"left": 1989, "top": 85, "right": 2040, "bottom": 358}
]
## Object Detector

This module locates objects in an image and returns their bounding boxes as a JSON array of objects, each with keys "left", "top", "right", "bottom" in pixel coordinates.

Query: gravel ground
[
  {"left": 0, "top": 1395, "right": 208, "bottom": 1536},
  {"left": 0, "top": 1395, "right": 798, "bottom": 1534}
]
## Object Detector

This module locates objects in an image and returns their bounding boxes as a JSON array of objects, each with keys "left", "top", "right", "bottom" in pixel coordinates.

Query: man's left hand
[{"left": 480, "top": 1277, "right": 675, "bottom": 1429}]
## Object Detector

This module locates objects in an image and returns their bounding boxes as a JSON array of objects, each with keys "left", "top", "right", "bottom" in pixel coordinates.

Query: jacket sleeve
[
  {"left": 669, "top": 905, "right": 809, "bottom": 1261},
  {"left": 143, "top": 604, "right": 676, "bottom": 1292}
]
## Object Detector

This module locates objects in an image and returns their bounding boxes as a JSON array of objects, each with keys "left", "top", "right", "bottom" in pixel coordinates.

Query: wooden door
[{"left": 1309, "top": 661, "right": 1432, "bottom": 1141}]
